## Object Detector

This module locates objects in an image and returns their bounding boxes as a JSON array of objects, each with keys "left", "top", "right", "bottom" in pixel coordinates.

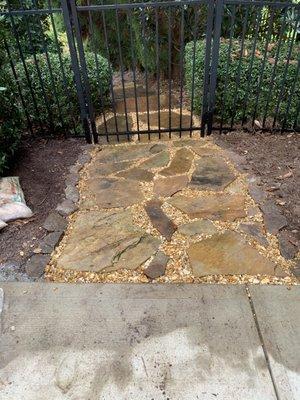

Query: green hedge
[
  {"left": 185, "top": 40, "right": 299, "bottom": 127},
  {"left": 11, "top": 51, "right": 110, "bottom": 133},
  {"left": 0, "top": 78, "right": 23, "bottom": 175}
]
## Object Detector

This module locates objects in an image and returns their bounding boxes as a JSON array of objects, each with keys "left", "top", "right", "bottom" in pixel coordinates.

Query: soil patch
[
  {"left": 0, "top": 137, "right": 84, "bottom": 268},
  {"left": 214, "top": 131, "right": 300, "bottom": 249}
]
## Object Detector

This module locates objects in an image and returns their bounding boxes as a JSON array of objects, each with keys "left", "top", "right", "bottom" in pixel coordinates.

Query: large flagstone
[
  {"left": 188, "top": 231, "right": 285, "bottom": 277},
  {"left": 169, "top": 193, "right": 246, "bottom": 221},
  {"left": 189, "top": 157, "right": 236, "bottom": 190},
  {"left": 56, "top": 210, "right": 160, "bottom": 272},
  {"left": 160, "top": 148, "right": 194, "bottom": 176}
]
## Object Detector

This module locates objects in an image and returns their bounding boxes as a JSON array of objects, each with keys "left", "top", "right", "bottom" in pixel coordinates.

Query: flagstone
[
  {"left": 89, "top": 160, "right": 132, "bottom": 176},
  {"left": 173, "top": 139, "right": 204, "bottom": 148},
  {"left": 56, "top": 209, "right": 161, "bottom": 273},
  {"left": 95, "top": 144, "right": 155, "bottom": 164},
  {"left": 139, "top": 151, "right": 170, "bottom": 169},
  {"left": 153, "top": 175, "right": 189, "bottom": 197},
  {"left": 188, "top": 231, "right": 285, "bottom": 277},
  {"left": 160, "top": 148, "right": 194, "bottom": 176},
  {"left": 144, "top": 251, "right": 169, "bottom": 279},
  {"left": 239, "top": 223, "right": 269, "bottom": 247},
  {"left": 139, "top": 110, "right": 191, "bottom": 131},
  {"left": 115, "top": 167, "right": 154, "bottom": 182},
  {"left": 189, "top": 157, "right": 236, "bottom": 191},
  {"left": 192, "top": 146, "right": 221, "bottom": 157},
  {"left": 83, "top": 177, "right": 143, "bottom": 208},
  {"left": 169, "top": 193, "right": 246, "bottom": 221},
  {"left": 178, "top": 220, "right": 218, "bottom": 237},
  {"left": 145, "top": 199, "right": 177, "bottom": 241}
]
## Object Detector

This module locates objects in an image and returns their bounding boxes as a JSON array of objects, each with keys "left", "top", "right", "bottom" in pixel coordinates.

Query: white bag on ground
[{"left": 0, "top": 177, "right": 33, "bottom": 223}]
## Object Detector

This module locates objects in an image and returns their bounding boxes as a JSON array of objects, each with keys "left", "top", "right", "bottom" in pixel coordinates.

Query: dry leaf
[{"left": 277, "top": 171, "right": 293, "bottom": 180}]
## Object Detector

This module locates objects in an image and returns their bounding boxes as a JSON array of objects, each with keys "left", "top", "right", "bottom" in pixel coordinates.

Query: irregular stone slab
[
  {"left": 293, "top": 261, "right": 300, "bottom": 278},
  {"left": 40, "top": 231, "right": 64, "bottom": 254},
  {"left": 189, "top": 157, "right": 236, "bottom": 191},
  {"left": 65, "top": 185, "right": 79, "bottom": 203},
  {"left": 169, "top": 194, "right": 246, "bottom": 221},
  {"left": 139, "top": 110, "right": 191, "bottom": 131},
  {"left": 226, "top": 179, "right": 245, "bottom": 195},
  {"left": 145, "top": 199, "right": 177, "bottom": 241},
  {"left": 160, "top": 148, "right": 193, "bottom": 176},
  {"left": 25, "top": 254, "right": 50, "bottom": 278},
  {"left": 89, "top": 160, "right": 132, "bottom": 176},
  {"left": 43, "top": 212, "right": 67, "bottom": 233},
  {"left": 115, "top": 94, "right": 170, "bottom": 113},
  {"left": 248, "top": 182, "right": 267, "bottom": 205},
  {"left": 188, "top": 231, "right": 285, "bottom": 277},
  {"left": 239, "top": 223, "right": 269, "bottom": 247},
  {"left": 56, "top": 199, "right": 78, "bottom": 216},
  {"left": 260, "top": 200, "right": 288, "bottom": 235},
  {"left": 97, "top": 115, "right": 133, "bottom": 140},
  {"left": 139, "top": 151, "right": 170, "bottom": 169},
  {"left": 114, "top": 84, "right": 151, "bottom": 99},
  {"left": 56, "top": 209, "right": 160, "bottom": 272},
  {"left": 115, "top": 167, "right": 154, "bottom": 182},
  {"left": 277, "top": 231, "right": 298, "bottom": 260},
  {"left": 95, "top": 144, "right": 154, "bottom": 164},
  {"left": 144, "top": 251, "right": 169, "bottom": 279},
  {"left": 153, "top": 175, "right": 189, "bottom": 197},
  {"left": 84, "top": 178, "right": 143, "bottom": 208},
  {"left": 149, "top": 143, "right": 168, "bottom": 154},
  {"left": 173, "top": 139, "right": 203, "bottom": 148},
  {"left": 192, "top": 146, "right": 220, "bottom": 157},
  {"left": 178, "top": 220, "right": 218, "bottom": 237}
]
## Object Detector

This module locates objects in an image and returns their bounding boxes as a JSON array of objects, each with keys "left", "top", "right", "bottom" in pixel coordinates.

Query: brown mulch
[
  {"left": 0, "top": 137, "right": 84, "bottom": 268},
  {"left": 214, "top": 131, "right": 300, "bottom": 248}
]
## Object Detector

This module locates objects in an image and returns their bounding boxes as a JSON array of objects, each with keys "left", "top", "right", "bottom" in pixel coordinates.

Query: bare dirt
[
  {"left": 0, "top": 137, "right": 84, "bottom": 268},
  {"left": 214, "top": 131, "right": 300, "bottom": 249}
]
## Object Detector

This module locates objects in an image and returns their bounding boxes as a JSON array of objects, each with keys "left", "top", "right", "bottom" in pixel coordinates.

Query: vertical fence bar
[
  {"left": 241, "top": 5, "right": 262, "bottom": 126},
  {"left": 207, "top": 0, "right": 223, "bottom": 135},
  {"left": 18, "top": 0, "right": 54, "bottom": 131},
  {"left": 219, "top": 4, "right": 236, "bottom": 132},
  {"left": 69, "top": 0, "right": 98, "bottom": 143},
  {"left": 128, "top": 8, "right": 141, "bottom": 139},
  {"left": 101, "top": 3, "right": 119, "bottom": 142},
  {"left": 251, "top": 7, "right": 275, "bottom": 127},
  {"left": 230, "top": 4, "right": 249, "bottom": 129},
  {"left": 61, "top": 0, "right": 92, "bottom": 143},
  {"left": 87, "top": 0, "right": 108, "bottom": 141},
  {"left": 272, "top": 12, "right": 299, "bottom": 129},
  {"left": 262, "top": 7, "right": 288, "bottom": 128},
  {"left": 201, "top": 0, "right": 214, "bottom": 136},
  {"left": 179, "top": 5, "right": 185, "bottom": 137},
  {"left": 155, "top": 5, "right": 161, "bottom": 139},
  {"left": 168, "top": 6, "right": 173, "bottom": 138},
  {"left": 141, "top": 6, "right": 151, "bottom": 139},
  {"left": 189, "top": 5, "right": 200, "bottom": 136},
  {"left": 115, "top": 7, "right": 130, "bottom": 140},
  {"left": 47, "top": 0, "right": 78, "bottom": 136}
]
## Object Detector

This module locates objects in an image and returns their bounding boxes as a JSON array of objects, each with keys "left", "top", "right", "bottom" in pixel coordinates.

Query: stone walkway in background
[{"left": 46, "top": 133, "right": 299, "bottom": 284}]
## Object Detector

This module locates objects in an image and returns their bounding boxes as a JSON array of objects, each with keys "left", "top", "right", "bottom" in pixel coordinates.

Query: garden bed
[{"left": 0, "top": 137, "right": 84, "bottom": 277}]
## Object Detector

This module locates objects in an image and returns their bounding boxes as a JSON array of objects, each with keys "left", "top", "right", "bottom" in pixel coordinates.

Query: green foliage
[
  {"left": 185, "top": 40, "right": 299, "bottom": 127},
  {"left": 0, "top": 77, "right": 23, "bottom": 175},
  {"left": 10, "top": 51, "right": 110, "bottom": 133}
]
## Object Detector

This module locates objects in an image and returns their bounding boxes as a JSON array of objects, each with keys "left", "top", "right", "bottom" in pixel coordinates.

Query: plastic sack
[
  {"left": 0, "top": 219, "right": 7, "bottom": 230},
  {"left": 0, "top": 177, "right": 33, "bottom": 223}
]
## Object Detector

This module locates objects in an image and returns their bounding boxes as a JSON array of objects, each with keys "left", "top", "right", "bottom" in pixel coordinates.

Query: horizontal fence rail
[{"left": 0, "top": 0, "right": 299, "bottom": 143}]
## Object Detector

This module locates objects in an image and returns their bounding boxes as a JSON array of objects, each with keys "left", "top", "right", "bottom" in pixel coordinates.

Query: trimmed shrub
[
  {"left": 185, "top": 40, "right": 299, "bottom": 127},
  {"left": 11, "top": 51, "right": 110, "bottom": 134},
  {"left": 0, "top": 77, "right": 23, "bottom": 175}
]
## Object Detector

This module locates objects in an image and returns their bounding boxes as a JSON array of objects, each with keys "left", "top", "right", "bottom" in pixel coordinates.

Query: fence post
[
  {"left": 201, "top": 0, "right": 223, "bottom": 136},
  {"left": 208, "top": 0, "right": 223, "bottom": 135},
  {"left": 61, "top": 0, "right": 92, "bottom": 143}
]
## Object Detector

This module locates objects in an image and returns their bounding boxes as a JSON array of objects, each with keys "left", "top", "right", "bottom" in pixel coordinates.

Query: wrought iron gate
[{"left": 1, "top": 1, "right": 299, "bottom": 143}]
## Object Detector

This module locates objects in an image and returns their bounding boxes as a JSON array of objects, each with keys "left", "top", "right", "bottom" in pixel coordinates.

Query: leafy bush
[
  {"left": 185, "top": 40, "right": 299, "bottom": 127},
  {"left": 11, "top": 51, "right": 110, "bottom": 133},
  {"left": 0, "top": 77, "right": 23, "bottom": 175}
]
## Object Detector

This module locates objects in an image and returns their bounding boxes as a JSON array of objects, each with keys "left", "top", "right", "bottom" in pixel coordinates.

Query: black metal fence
[{"left": 0, "top": 0, "right": 299, "bottom": 143}]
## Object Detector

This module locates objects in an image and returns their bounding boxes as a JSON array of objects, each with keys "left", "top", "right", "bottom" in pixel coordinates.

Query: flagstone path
[{"left": 46, "top": 135, "right": 297, "bottom": 284}]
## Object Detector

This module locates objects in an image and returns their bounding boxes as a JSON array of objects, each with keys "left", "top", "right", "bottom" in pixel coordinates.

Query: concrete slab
[
  {"left": 0, "top": 283, "right": 276, "bottom": 400},
  {"left": 250, "top": 285, "right": 300, "bottom": 400}
]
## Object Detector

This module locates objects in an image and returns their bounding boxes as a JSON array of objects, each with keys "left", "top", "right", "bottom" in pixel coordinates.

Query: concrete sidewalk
[{"left": 0, "top": 283, "right": 299, "bottom": 400}]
